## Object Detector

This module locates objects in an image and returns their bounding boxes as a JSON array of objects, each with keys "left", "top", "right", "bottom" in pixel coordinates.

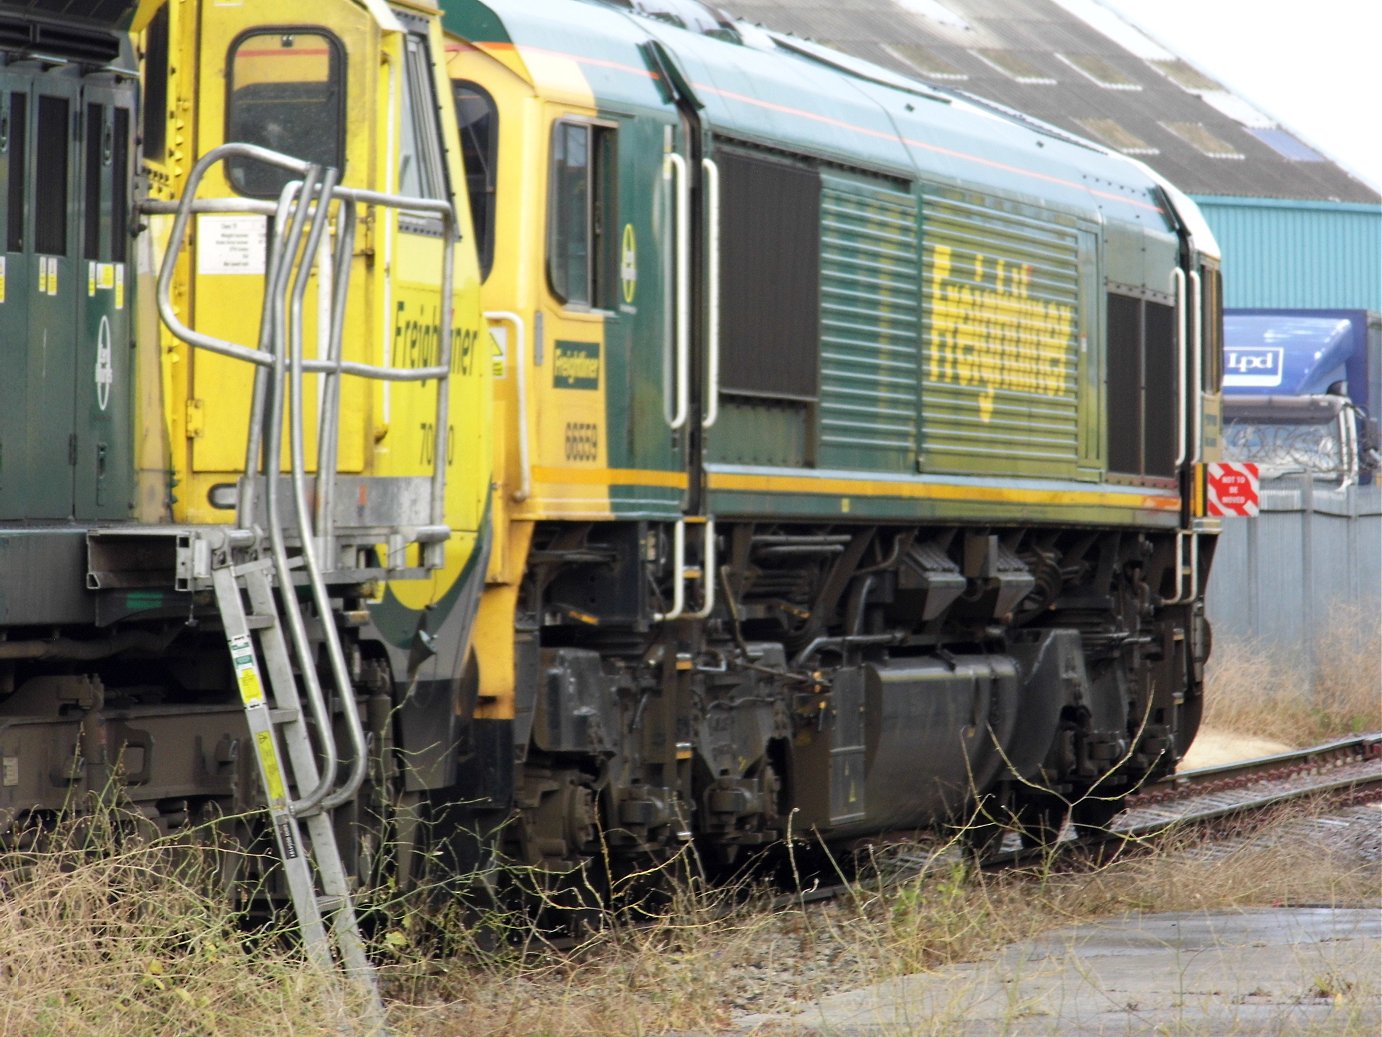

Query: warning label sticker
[{"left": 196, "top": 214, "right": 268, "bottom": 276}]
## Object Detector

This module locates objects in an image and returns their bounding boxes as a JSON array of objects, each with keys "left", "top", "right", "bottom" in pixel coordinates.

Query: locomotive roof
[
  {"left": 448, "top": 0, "right": 1183, "bottom": 237},
  {"left": 716, "top": 0, "right": 1379, "bottom": 206}
]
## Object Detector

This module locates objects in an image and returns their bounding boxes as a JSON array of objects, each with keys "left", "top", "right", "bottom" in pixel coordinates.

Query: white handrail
[
  {"left": 653, "top": 520, "right": 687, "bottom": 622},
  {"left": 1164, "top": 529, "right": 1199, "bottom": 605},
  {"left": 701, "top": 157, "right": 721, "bottom": 429},
  {"left": 685, "top": 518, "right": 716, "bottom": 620},
  {"left": 664, "top": 152, "right": 690, "bottom": 430},
  {"left": 1189, "top": 269, "right": 1203, "bottom": 464},
  {"left": 486, "top": 310, "right": 530, "bottom": 502},
  {"left": 652, "top": 518, "right": 716, "bottom": 622},
  {"left": 1172, "top": 267, "right": 1187, "bottom": 468}
]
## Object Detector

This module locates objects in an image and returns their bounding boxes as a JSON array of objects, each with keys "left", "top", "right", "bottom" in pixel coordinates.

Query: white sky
[{"left": 1092, "top": 0, "right": 1382, "bottom": 192}]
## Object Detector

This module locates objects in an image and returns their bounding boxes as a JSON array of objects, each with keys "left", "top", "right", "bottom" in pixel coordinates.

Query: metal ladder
[
  {"left": 211, "top": 559, "right": 378, "bottom": 1001},
  {"left": 149, "top": 143, "right": 466, "bottom": 1027}
]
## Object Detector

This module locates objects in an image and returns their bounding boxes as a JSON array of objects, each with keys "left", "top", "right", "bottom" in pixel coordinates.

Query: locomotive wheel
[
  {"left": 961, "top": 789, "right": 1016, "bottom": 861},
  {"left": 1013, "top": 794, "right": 1069, "bottom": 850},
  {"left": 1070, "top": 794, "right": 1125, "bottom": 837}
]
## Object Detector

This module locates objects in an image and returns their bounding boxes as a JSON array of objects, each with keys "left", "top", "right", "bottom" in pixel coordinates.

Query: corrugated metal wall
[
  {"left": 1206, "top": 478, "right": 1382, "bottom": 677},
  {"left": 1193, "top": 197, "right": 1382, "bottom": 310}
]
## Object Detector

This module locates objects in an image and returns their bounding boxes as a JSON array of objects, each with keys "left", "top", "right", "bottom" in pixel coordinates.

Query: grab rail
[
  {"left": 486, "top": 310, "right": 531, "bottom": 502},
  {"left": 664, "top": 151, "right": 690, "bottom": 430},
  {"left": 701, "top": 157, "right": 721, "bottom": 429},
  {"left": 151, "top": 142, "right": 465, "bottom": 812}
]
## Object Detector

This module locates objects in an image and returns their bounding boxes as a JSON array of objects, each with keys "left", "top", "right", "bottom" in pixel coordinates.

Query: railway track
[
  {"left": 1115, "top": 732, "right": 1382, "bottom": 837},
  {"left": 786, "top": 734, "right": 1382, "bottom": 903}
]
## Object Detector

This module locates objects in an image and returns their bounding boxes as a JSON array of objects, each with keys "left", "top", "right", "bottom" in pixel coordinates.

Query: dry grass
[
  {"left": 1, "top": 792, "right": 1376, "bottom": 1035},
  {"left": 1204, "top": 601, "right": 1382, "bottom": 746},
  {"left": 0, "top": 809, "right": 371, "bottom": 1037},
  {"left": 381, "top": 803, "right": 1380, "bottom": 1035}
]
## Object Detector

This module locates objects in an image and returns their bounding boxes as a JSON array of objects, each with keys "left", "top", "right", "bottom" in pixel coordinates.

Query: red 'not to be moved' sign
[{"left": 1205, "top": 462, "right": 1260, "bottom": 517}]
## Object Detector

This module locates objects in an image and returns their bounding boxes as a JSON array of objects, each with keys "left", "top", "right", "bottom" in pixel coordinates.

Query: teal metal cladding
[
  {"left": 920, "top": 195, "right": 1083, "bottom": 477},
  {"left": 818, "top": 174, "right": 919, "bottom": 471},
  {"left": 1194, "top": 197, "right": 1382, "bottom": 311}
]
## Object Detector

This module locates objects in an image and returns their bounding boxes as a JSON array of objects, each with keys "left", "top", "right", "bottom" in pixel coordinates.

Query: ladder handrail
[
  {"left": 283, "top": 170, "right": 370, "bottom": 809},
  {"left": 152, "top": 144, "right": 457, "bottom": 380},
  {"left": 155, "top": 142, "right": 464, "bottom": 815},
  {"left": 314, "top": 198, "right": 359, "bottom": 555},
  {"left": 257, "top": 167, "right": 343, "bottom": 816}
]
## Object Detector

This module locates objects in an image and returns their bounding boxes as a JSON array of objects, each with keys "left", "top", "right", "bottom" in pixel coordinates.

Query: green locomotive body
[{"left": 445, "top": 0, "right": 1224, "bottom": 872}]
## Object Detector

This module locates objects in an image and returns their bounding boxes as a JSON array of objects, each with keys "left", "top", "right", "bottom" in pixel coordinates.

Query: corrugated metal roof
[{"left": 719, "top": 0, "right": 1380, "bottom": 205}]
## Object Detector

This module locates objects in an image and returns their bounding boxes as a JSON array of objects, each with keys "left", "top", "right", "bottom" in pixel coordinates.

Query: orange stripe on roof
[
  {"left": 899, "top": 136, "right": 1163, "bottom": 213},
  {"left": 488, "top": 41, "right": 660, "bottom": 80},
  {"left": 693, "top": 80, "right": 1162, "bottom": 216},
  {"left": 236, "top": 48, "right": 332, "bottom": 58}
]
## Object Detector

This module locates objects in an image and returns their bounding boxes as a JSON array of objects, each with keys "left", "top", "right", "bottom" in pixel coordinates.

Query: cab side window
[
  {"left": 397, "top": 33, "right": 448, "bottom": 207},
  {"left": 225, "top": 29, "right": 345, "bottom": 197},
  {"left": 453, "top": 80, "right": 497, "bottom": 279},
  {"left": 548, "top": 120, "right": 616, "bottom": 308}
]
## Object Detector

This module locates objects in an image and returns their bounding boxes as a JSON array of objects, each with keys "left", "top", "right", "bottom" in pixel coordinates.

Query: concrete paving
[{"left": 735, "top": 907, "right": 1382, "bottom": 1036}]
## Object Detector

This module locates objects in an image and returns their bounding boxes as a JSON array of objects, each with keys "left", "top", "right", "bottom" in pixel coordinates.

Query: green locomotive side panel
[
  {"left": 919, "top": 193, "right": 1088, "bottom": 479},
  {"left": 0, "top": 78, "right": 26, "bottom": 516},
  {"left": 604, "top": 109, "right": 683, "bottom": 517},
  {"left": 11, "top": 77, "right": 81, "bottom": 519},
  {"left": 0, "top": 72, "right": 134, "bottom": 520},
  {"left": 712, "top": 398, "right": 810, "bottom": 469},
  {"left": 75, "top": 84, "right": 136, "bottom": 520},
  {"left": 818, "top": 173, "right": 919, "bottom": 472}
]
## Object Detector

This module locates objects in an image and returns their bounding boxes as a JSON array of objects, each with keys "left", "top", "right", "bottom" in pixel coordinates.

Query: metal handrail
[
  {"left": 664, "top": 151, "right": 690, "bottom": 430},
  {"left": 1171, "top": 267, "right": 1187, "bottom": 468},
  {"left": 701, "top": 157, "right": 721, "bottom": 429},
  {"left": 152, "top": 141, "right": 464, "bottom": 812},
  {"left": 153, "top": 145, "right": 456, "bottom": 381},
  {"left": 1189, "top": 269, "right": 1203, "bottom": 465},
  {"left": 258, "top": 166, "right": 344, "bottom": 815},
  {"left": 485, "top": 311, "right": 531, "bottom": 502}
]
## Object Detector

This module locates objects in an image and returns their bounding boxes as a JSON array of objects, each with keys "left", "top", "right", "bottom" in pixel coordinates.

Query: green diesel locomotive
[{"left": 442, "top": 0, "right": 1224, "bottom": 874}]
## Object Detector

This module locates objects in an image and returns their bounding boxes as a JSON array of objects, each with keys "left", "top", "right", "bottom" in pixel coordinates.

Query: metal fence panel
[{"left": 1207, "top": 477, "right": 1382, "bottom": 673}]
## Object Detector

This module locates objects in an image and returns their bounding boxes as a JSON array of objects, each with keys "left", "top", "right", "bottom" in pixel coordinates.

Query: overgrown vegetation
[
  {"left": 1203, "top": 601, "right": 1382, "bottom": 745},
  {"left": 381, "top": 807, "right": 1380, "bottom": 1035},
  {"left": 0, "top": 807, "right": 370, "bottom": 1036},
  {"left": 3, "top": 795, "right": 1375, "bottom": 1036}
]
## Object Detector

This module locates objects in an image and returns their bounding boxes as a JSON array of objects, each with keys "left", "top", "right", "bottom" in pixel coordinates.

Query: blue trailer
[{"left": 1222, "top": 309, "right": 1381, "bottom": 484}]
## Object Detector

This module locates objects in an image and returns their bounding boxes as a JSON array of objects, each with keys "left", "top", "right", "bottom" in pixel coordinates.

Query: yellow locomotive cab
[{"left": 138, "top": 0, "right": 491, "bottom": 606}]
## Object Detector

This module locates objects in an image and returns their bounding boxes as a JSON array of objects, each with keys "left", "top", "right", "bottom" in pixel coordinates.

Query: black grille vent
[
  {"left": 717, "top": 148, "right": 821, "bottom": 401},
  {"left": 0, "top": 12, "right": 123, "bottom": 64}
]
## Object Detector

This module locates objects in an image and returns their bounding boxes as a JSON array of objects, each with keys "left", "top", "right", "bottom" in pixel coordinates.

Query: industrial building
[{"left": 718, "top": 0, "right": 1381, "bottom": 310}]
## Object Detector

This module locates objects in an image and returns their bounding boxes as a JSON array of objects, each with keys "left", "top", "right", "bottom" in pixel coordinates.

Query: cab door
[
  {"left": 0, "top": 73, "right": 31, "bottom": 517},
  {"left": 75, "top": 81, "right": 136, "bottom": 518},
  {"left": 2, "top": 71, "right": 83, "bottom": 519},
  {"left": 189, "top": 19, "right": 356, "bottom": 483},
  {"left": 538, "top": 106, "right": 687, "bottom": 518}
]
